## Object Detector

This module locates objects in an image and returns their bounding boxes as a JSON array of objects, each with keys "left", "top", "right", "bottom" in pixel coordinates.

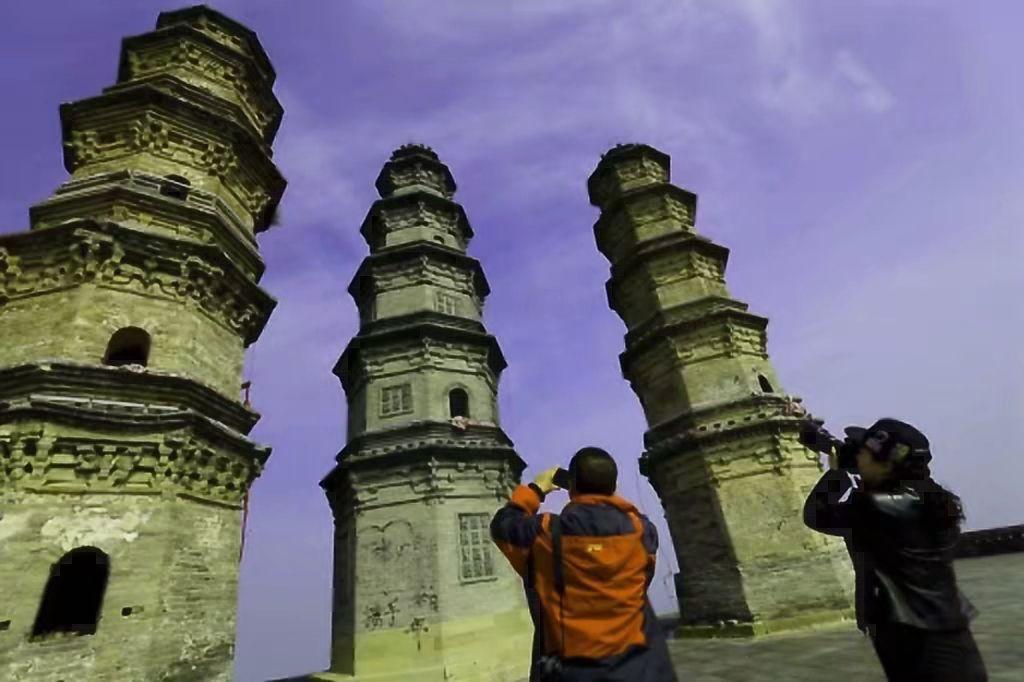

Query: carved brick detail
[
  {"left": 0, "top": 226, "right": 272, "bottom": 344},
  {"left": 0, "top": 430, "right": 260, "bottom": 507},
  {"left": 121, "top": 35, "right": 278, "bottom": 138}
]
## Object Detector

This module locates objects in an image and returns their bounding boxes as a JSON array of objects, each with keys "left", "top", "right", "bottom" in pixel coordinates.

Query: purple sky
[{"left": 1, "top": 2, "right": 1021, "bottom": 680}]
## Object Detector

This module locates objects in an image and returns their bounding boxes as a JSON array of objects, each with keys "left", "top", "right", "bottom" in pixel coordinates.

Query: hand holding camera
[
  {"left": 533, "top": 466, "right": 572, "bottom": 494},
  {"left": 798, "top": 418, "right": 862, "bottom": 472}
]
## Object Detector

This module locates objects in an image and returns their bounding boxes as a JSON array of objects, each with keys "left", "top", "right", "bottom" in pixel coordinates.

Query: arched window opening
[
  {"left": 31, "top": 547, "right": 110, "bottom": 638},
  {"left": 758, "top": 374, "right": 774, "bottom": 393},
  {"left": 159, "top": 174, "right": 191, "bottom": 200},
  {"left": 449, "top": 388, "right": 469, "bottom": 419},
  {"left": 103, "top": 327, "right": 151, "bottom": 367}
]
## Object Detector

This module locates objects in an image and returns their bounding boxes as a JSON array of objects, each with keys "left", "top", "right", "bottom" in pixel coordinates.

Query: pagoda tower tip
[
  {"left": 375, "top": 142, "right": 456, "bottom": 200},
  {"left": 588, "top": 142, "right": 672, "bottom": 209}
]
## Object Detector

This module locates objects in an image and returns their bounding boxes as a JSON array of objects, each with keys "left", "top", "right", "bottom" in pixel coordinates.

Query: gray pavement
[{"left": 665, "top": 553, "right": 1023, "bottom": 681}]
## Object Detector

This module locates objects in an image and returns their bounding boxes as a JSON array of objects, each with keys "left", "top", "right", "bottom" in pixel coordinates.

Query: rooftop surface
[
  {"left": 272, "top": 553, "right": 1022, "bottom": 681},
  {"left": 665, "top": 553, "right": 1023, "bottom": 681}
]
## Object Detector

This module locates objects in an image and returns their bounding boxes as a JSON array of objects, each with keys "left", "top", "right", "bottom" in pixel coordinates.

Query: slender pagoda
[
  {"left": 0, "top": 7, "right": 284, "bottom": 680},
  {"left": 587, "top": 144, "right": 855, "bottom": 636},
  {"left": 317, "top": 145, "right": 532, "bottom": 682}
]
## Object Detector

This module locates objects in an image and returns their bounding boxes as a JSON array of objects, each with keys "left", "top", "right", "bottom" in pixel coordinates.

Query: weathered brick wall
[
  {"left": 433, "top": 496, "right": 526, "bottom": 623},
  {"left": 0, "top": 284, "right": 244, "bottom": 399},
  {"left": 0, "top": 7, "right": 284, "bottom": 682},
  {"left": 0, "top": 491, "right": 242, "bottom": 681}
]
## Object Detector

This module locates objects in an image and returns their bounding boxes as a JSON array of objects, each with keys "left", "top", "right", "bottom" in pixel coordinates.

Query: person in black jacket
[{"left": 802, "top": 417, "right": 988, "bottom": 681}]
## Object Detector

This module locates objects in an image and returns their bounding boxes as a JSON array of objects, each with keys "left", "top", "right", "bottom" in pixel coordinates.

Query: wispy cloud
[
  {"left": 6, "top": 3, "right": 1013, "bottom": 681},
  {"left": 834, "top": 49, "right": 896, "bottom": 113}
]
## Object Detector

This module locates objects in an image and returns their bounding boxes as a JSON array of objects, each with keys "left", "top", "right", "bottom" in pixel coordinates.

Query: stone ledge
[
  {"left": 955, "top": 524, "right": 1024, "bottom": 558},
  {"left": 0, "top": 361, "right": 259, "bottom": 434}
]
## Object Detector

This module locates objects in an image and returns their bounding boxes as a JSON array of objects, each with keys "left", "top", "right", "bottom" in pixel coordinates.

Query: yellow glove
[{"left": 532, "top": 466, "right": 560, "bottom": 494}]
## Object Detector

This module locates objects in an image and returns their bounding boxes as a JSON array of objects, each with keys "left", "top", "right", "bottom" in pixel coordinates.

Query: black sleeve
[{"left": 803, "top": 469, "right": 860, "bottom": 536}]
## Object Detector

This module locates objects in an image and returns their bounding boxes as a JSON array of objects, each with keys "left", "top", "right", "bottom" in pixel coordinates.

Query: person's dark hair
[
  {"left": 893, "top": 457, "right": 966, "bottom": 531},
  {"left": 569, "top": 447, "right": 618, "bottom": 495}
]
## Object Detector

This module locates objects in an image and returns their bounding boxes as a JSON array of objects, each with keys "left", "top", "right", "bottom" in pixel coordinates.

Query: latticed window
[
  {"left": 380, "top": 384, "right": 413, "bottom": 417},
  {"left": 458, "top": 514, "right": 495, "bottom": 581},
  {"left": 434, "top": 291, "right": 459, "bottom": 316}
]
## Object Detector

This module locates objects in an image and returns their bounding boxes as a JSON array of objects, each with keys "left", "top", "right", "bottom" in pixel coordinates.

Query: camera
[
  {"left": 552, "top": 468, "right": 572, "bottom": 490},
  {"left": 798, "top": 420, "right": 862, "bottom": 471}
]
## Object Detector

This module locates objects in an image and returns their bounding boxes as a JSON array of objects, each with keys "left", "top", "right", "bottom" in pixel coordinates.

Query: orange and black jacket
[{"left": 491, "top": 483, "right": 676, "bottom": 678}]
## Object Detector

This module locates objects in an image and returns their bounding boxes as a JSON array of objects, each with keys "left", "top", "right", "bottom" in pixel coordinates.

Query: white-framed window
[
  {"left": 458, "top": 513, "right": 496, "bottom": 582},
  {"left": 434, "top": 291, "right": 459, "bottom": 316},
  {"left": 380, "top": 384, "right": 413, "bottom": 417}
]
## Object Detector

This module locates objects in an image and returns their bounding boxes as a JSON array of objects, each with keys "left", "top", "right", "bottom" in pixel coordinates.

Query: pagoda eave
[
  {"left": 155, "top": 5, "right": 277, "bottom": 85},
  {"left": 0, "top": 361, "right": 260, "bottom": 434},
  {"left": 345, "top": 241, "right": 491, "bottom": 300},
  {"left": 333, "top": 318, "right": 508, "bottom": 394}
]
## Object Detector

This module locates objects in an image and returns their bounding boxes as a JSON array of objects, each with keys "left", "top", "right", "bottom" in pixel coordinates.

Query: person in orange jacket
[{"left": 490, "top": 447, "right": 678, "bottom": 681}]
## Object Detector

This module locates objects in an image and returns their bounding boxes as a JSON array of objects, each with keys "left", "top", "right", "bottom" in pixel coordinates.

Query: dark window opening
[
  {"left": 449, "top": 388, "right": 469, "bottom": 419},
  {"left": 0, "top": 620, "right": 10, "bottom": 631},
  {"left": 159, "top": 174, "right": 191, "bottom": 200},
  {"left": 433, "top": 235, "right": 445, "bottom": 244},
  {"left": 31, "top": 547, "right": 110, "bottom": 638},
  {"left": 103, "top": 327, "right": 151, "bottom": 367},
  {"left": 758, "top": 374, "right": 774, "bottom": 393},
  {"left": 357, "top": 275, "right": 377, "bottom": 322}
]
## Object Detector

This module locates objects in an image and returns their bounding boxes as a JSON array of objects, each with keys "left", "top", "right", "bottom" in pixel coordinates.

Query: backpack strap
[
  {"left": 550, "top": 514, "right": 565, "bottom": 596},
  {"left": 549, "top": 514, "right": 567, "bottom": 660},
  {"left": 628, "top": 511, "right": 644, "bottom": 537}
]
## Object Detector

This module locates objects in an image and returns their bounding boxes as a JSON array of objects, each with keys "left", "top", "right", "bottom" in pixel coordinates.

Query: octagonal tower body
[
  {"left": 587, "top": 144, "right": 855, "bottom": 636},
  {"left": 0, "top": 7, "right": 284, "bottom": 680},
  {"left": 318, "top": 146, "right": 533, "bottom": 682}
]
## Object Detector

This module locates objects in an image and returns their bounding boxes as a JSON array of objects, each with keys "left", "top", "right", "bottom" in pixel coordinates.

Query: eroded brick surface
[{"left": 0, "top": 6, "right": 284, "bottom": 681}]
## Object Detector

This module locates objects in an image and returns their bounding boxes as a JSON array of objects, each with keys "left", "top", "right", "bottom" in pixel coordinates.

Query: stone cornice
[
  {"left": 346, "top": 241, "right": 491, "bottom": 300},
  {"left": 638, "top": 398, "right": 811, "bottom": 475},
  {"left": 0, "top": 419, "right": 267, "bottom": 508},
  {"left": 0, "top": 219, "right": 276, "bottom": 346},
  {"left": 321, "top": 435, "right": 525, "bottom": 514},
  {"left": 594, "top": 183, "right": 699, "bottom": 237},
  {"left": 361, "top": 310, "right": 487, "bottom": 336},
  {"left": 30, "top": 169, "right": 264, "bottom": 279},
  {"left": 619, "top": 296, "right": 769, "bottom": 373},
  {"left": 336, "top": 420, "right": 516, "bottom": 461},
  {"left": 643, "top": 392, "right": 800, "bottom": 448},
  {"left": 607, "top": 230, "right": 729, "bottom": 283},
  {"left": 103, "top": 73, "right": 275, "bottom": 156},
  {"left": 60, "top": 82, "right": 286, "bottom": 233},
  {"left": 359, "top": 190, "right": 475, "bottom": 248},
  {"left": 117, "top": 23, "right": 282, "bottom": 142},
  {"left": 0, "top": 398, "right": 263, "bottom": 453},
  {"left": 0, "top": 362, "right": 259, "bottom": 434},
  {"left": 334, "top": 318, "right": 507, "bottom": 394}
]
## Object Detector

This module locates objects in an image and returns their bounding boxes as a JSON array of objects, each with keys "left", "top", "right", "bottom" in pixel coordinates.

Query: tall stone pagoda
[
  {"left": 587, "top": 144, "right": 854, "bottom": 636},
  {"left": 0, "top": 7, "right": 284, "bottom": 681},
  {"left": 317, "top": 145, "right": 533, "bottom": 682}
]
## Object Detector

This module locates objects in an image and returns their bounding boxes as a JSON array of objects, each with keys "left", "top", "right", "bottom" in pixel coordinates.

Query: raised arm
[
  {"left": 639, "top": 515, "right": 659, "bottom": 590},
  {"left": 802, "top": 469, "right": 860, "bottom": 536},
  {"left": 490, "top": 483, "right": 546, "bottom": 578}
]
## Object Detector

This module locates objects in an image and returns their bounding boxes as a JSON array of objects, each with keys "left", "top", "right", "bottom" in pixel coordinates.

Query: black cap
[{"left": 845, "top": 418, "right": 932, "bottom": 464}]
